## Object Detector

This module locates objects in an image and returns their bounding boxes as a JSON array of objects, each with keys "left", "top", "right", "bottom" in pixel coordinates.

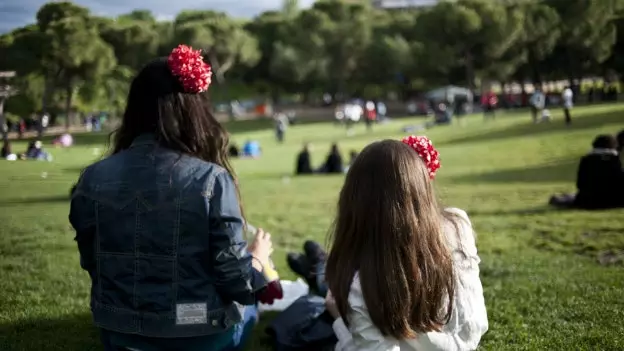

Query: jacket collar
[
  {"left": 589, "top": 148, "right": 618, "bottom": 156},
  {"left": 130, "top": 134, "right": 157, "bottom": 148}
]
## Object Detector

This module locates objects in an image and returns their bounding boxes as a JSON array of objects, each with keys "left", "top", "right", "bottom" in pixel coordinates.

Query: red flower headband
[
  {"left": 401, "top": 135, "right": 441, "bottom": 179},
  {"left": 167, "top": 44, "right": 212, "bottom": 93}
]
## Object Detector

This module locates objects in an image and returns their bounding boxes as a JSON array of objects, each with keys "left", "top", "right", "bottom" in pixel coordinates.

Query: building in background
[{"left": 372, "top": 0, "right": 439, "bottom": 9}]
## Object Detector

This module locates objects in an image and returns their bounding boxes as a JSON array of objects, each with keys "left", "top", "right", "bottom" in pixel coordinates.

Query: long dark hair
[
  {"left": 109, "top": 57, "right": 235, "bottom": 177},
  {"left": 326, "top": 140, "right": 458, "bottom": 339}
]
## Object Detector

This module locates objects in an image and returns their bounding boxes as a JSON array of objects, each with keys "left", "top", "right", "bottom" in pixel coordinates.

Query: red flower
[
  {"left": 167, "top": 44, "right": 212, "bottom": 93},
  {"left": 401, "top": 135, "right": 441, "bottom": 179}
]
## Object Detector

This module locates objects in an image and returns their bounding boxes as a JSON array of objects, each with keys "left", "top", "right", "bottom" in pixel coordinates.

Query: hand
[
  {"left": 249, "top": 228, "right": 273, "bottom": 267},
  {"left": 325, "top": 290, "right": 340, "bottom": 319}
]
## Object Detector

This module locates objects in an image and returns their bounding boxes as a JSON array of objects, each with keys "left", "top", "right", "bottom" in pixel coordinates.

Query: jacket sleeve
[
  {"left": 69, "top": 169, "right": 96, "bottom": 274},
  {"left": 208, "top": 171, "right": 267, "bottom": 305},
  {"left": 333, "top": 277, "right": 401, "bottom": 351}
]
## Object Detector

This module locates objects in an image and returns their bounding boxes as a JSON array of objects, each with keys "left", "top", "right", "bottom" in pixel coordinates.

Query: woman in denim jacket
[{"left": 69, "top": 45, "right": 274, "bottom": 351}]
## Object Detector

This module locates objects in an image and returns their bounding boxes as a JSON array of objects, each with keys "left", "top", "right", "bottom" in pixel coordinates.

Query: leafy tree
[
  {"left": 313, "top": 1, "right": 374, "bottom": 96},
  {"left": 36, "top": 2, "right": 116, "bottom": 129},
  {"left": 542, "top": 0, "right": 624, "bottom": 80},
  {"left": 173, "top": 11, "right": 260, "bottom": 84},
  {"left": 415, "top": 0, "right": 524, "bottom": 89}
]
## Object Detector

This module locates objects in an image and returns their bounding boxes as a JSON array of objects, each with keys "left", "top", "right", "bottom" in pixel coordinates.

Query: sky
[{"left": 0, "top": 0, "right": 316, "bottom": 33}]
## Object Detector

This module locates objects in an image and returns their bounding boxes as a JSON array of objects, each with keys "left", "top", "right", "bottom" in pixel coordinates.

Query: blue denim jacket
[{"left": 69, "top": 134, "right": 267, "bottom": 338}]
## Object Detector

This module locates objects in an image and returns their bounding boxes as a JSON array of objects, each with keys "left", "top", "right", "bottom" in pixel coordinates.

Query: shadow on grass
[
  {"left": 0, "top": 195, "right": 69, "bottom": 207},
  {"left": 442, "top": 109, "right": 624, "bottom": 146},
  {"left": 450, "top": 158, "right": 578, "bottom": 184},
  {"left": 0, "top": 314, "right": 100, "bottom": 351},
  {"left": 467, "top": 207, "right": 557, "bottom": 217}
]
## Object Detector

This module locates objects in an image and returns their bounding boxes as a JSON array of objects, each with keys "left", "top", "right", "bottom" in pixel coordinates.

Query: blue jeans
[{"left": 100, "top": 305, "right": 258, "bottom": 351}]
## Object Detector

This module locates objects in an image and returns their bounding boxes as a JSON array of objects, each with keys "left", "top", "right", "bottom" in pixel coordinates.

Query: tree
[
  {"left": 173, "top": 11, "right": 260, "bottom": 84},
  {"left": 507, "top": 1, "right": 561, "bottom": 85},
  {"left": 312, "top": 1, "right": 374, "bottom": 96},
  {"left": 245, "top": 11, "right": 289, "bottom": 100},
  {"left": 543, "top": 0, "right": 624, "bottom": 80},
  {"left": 269, "top": 8, "right": 331, "bottom": 99},
  {"left": 415, "top": 0, "right": 524, "bottom": 89},
  {"left": 36, "top": 2, "right": 116, "bottom": 130},
  {"left": 99, "top": 18, "right": 159, "bottom": 71}
]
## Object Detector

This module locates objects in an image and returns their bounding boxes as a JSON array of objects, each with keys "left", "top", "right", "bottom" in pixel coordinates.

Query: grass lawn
[{"left": 0, "top": 105, "right": 623, "bottom": 351}]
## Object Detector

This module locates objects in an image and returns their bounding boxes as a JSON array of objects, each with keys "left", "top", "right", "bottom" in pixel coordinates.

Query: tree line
[{"left": 1, "top": 0, "right": 624, "bottom": 126}]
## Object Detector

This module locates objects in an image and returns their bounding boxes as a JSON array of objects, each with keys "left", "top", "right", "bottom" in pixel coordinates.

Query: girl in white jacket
[{"left": 324, "top": 136, "right": 488, "bottom": 351}]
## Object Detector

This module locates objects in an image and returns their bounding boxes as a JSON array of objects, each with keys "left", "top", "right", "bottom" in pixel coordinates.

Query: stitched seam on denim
[
  {"left": 98, "top": 252, "right": 175, "bottom": 259},
  {"left": 133, "top": 197, "right": 140, "bottom": 310},
  {"left": 171, "top": 197, "right": 181, "bottom": 312},
  {"left": 94, "top": 191, "right": 103, "bottom": 301},
  {"left": 203, "top": 168, "right": 226, "bottom": 199}
]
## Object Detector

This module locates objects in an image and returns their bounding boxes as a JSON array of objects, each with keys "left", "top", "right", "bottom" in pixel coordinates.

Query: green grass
[{"left": 1, "top": 105, "right": 623, "bottom": 350}]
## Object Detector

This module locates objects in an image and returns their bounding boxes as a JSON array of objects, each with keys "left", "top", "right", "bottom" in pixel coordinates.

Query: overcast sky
[{"left": 0, "top": 0, "right": 316, "bottom": 33}]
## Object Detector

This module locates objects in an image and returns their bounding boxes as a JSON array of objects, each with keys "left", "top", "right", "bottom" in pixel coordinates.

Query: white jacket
[{"left": 333, "top": 208, "right": 488, "bottom": 351}]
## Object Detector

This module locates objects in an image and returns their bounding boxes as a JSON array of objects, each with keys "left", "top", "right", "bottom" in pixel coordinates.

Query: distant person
[
  {"left": 343, "top": 150, "right": 359, "bottom": 173},
  {"left": 376, "top": 101, "right": 387, "bottom": 121},
  {"left": 319, "top": 143, "right": 344, "bottom": 174},
  {"left": 481, "top": 90, "right": 498, "bottom": 120},
  {"left": 242, "top": 140, "right": 261, "bottom": 158},
  {"left": 617, "top": 129, "right": 624, "bottom": 153},
  {"left": 53, "top": 133, "right": 73, "bottom": 147},
  {"left": 432, "top": 103, "right": 452, "bottom": 126},
  {"left": 365, "top": 101, "right": 376, "bottom": 131},
  {"left": 228, "top": 143, "right": 240, "bottom": 158},
  {"left": 275, "top": 113, "right": 287, "bottom": 143},
  {"left": 550, "top": 135, "right": 623, "bottom": 209},
  {"left": 18, "top": 119, "right": 26, "bottom": 139},
  {"left": 295, "top": 143, "right": 313, "bottom": 175},
  {"left": 1, "top": 140, "right": 17, "bottom": 161},
  {"left": 562, "top": 86, "right": 574, "bottom": 125},
  {"left": 529, "top": 89, "right": 545, "bottom": 123},
  {"left": 23, "top": 140, "right": 52, "bottom": 161}
]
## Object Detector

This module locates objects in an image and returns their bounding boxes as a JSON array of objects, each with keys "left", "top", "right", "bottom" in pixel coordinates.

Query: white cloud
[{"left": 0, "top": 0, "right": 316, "bottom": 33}]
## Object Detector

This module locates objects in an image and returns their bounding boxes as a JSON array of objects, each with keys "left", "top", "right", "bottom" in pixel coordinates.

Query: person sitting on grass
[
  {"left": 616, "top": 129, "right": 624, "bottom": 154},
  {"left": 295, "top": 143, "right": 313, "bottom": 175},
  {"left": 242, "top": 139, "right": 261, "bottom": 158},
  {"left": 69, "top": 45, "right": 280, "bottom": 351},
  {"left": 318, "top": 143, "right": 344, "bottom": 174},
  {"left": 23, "top": 140, "right": 52, "bottom": 161},
  {"left": 228, "top": 142, "right": 240, "bottom": 158},
  {"left": 343, "top": 150, "right": 359, "bottom": 174},
  {"left": 323, "top": 136, "right": 488, "bottom": 350},
  {"left": 1, "top": 139, "right": 17, "bottom": 161},
  {"left": 53, "top": 133, "right": 73, "bottom": 148},
  {"left": 550, "top": 134, "right": 623, "bottom": 210}
]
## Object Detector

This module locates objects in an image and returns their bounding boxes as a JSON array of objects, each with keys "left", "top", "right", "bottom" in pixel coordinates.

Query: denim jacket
[{"left": 69, "top": 134, "right": 267, "bottom": 338}]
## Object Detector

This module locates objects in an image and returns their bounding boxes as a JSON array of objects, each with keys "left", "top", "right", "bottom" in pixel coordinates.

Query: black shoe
[
  {"left": 287, "top": 252, "right": 319, "bottom": 292},
  {"left": 303, "top": 241, "right": 326, "bottom": 267},
  {"left": 287, "top": 253, "right": 311, "bottom": 279}
]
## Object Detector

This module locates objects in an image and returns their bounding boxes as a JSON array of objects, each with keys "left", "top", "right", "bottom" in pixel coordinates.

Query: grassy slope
[{"left": 0, "top": 105, "right": 623, "bottom": 350}]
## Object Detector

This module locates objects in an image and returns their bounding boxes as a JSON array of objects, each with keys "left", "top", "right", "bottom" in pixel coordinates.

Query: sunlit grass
[{"left": 0, "top": 105, "right": 623, "bottom": 350}]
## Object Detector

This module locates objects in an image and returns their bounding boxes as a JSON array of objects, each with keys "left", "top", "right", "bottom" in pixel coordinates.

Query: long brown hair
[
  {"left": 109, "top": 57, "right": 235, "bottom": 178},
  {"left": 326, "top": 139, "right": 457, "bottom": 339}
]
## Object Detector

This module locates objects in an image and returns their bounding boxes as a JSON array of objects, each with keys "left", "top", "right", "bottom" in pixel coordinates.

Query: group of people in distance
[
  {"left": 68, "top": 45, "right": 488, "bottom": 351},
  {"left": 550, "top": 129, "right": 624, "bottom": 210},
  {"left": 529, "top": 86, "right": 574, "bottom": 124},
  {"left": 1, "top": 139, "right": 53, "bottom": 161},
  {"left": 295, "top": 142, "right": 358, "bottom": 175}
]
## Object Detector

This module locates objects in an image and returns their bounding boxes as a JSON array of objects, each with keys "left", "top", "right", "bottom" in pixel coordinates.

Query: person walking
[{"left": 562, "top": 86, "right": 574, "bottom": 125}]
